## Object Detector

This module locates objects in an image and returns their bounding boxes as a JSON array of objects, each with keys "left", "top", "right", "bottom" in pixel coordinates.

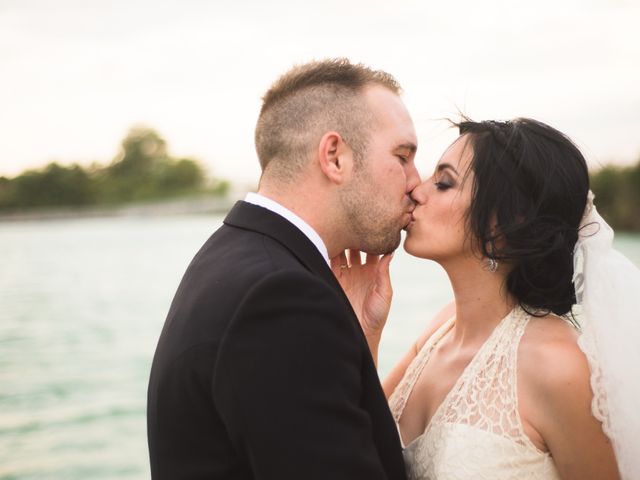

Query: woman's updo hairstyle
[{"left": 457, "top": 118, "right": 589, "bottom": 317}]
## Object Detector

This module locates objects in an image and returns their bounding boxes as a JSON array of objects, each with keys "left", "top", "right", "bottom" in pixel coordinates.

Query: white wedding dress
[{"left": 388, "top": 306, "right": 562, "bottom": 480}]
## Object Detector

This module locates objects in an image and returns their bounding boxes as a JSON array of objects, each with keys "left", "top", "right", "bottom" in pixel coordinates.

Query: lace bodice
[{"left": 388, "top": 307, "right": 561, "bottom": 480}]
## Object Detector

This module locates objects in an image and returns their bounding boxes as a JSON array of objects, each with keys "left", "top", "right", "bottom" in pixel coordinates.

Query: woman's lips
[{"left": 403, "top": 212, "right": 416, "bottom": 230}]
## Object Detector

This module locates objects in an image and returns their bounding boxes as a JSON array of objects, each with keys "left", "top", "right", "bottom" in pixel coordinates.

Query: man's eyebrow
[
  {"left": 436, "top": 163, "right": 459, "bottom": 175},
  {"left": 396, "top": 143, "right": 417, "bottom": 154}
]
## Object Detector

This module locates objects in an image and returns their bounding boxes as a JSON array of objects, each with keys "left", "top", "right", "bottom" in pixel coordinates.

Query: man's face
[{"left": 339, "top": 85, "right": 420, "bottom": 254}]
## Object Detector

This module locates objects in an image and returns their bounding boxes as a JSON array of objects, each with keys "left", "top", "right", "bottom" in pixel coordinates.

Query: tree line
[
  {"left": 590, "top": 159, "right": 640, "bottom": 231},
  {"left": 0, "top": 128, "right": 638, "bottom": 231},
  {"left": 0, "top": 127, "right": 229, "bottom": 211}
]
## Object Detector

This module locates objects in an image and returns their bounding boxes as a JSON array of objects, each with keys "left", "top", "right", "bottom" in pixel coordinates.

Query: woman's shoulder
[
  {"left": 517, "top": 313, "right": 621, "bottom": 479},
  {"left": 382, "top": 301, "right": 456, "bottom": 398},
  {"left": 519, "top": 313, "right": 591, "bottom": 401}
]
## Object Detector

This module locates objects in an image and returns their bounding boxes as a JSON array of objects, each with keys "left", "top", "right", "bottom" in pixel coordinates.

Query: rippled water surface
[{"left": 1, "top": 215, "right": 638, "bottom": 479}]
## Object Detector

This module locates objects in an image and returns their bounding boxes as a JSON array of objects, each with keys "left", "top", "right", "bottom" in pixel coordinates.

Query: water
[{"left": 1, "top": 215, "right": 639, "bottom": 479}]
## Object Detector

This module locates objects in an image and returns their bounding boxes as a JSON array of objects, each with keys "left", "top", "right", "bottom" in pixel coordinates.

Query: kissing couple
[{"left": 147, "top": 59, "right": 639, "bottom": 479}]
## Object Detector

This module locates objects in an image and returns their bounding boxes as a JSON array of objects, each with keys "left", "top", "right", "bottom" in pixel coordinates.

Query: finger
[
  {"left": 365, "top": 252, "right": 380, "bottom": 268},
  {"left": 376, "top": 251, "right": 395, "bottom": 296},
  {"left": 348, "top": 249, "right": 362, "bottom": 267},
  {"left": 379, "top": 251, "right": 394, "bottom": 272},
  {"left": 330, "top": 255, "right": 341, "bottom": 274},
  {"left": 330, "top": 250, "right": 349, "bottom": 275}
]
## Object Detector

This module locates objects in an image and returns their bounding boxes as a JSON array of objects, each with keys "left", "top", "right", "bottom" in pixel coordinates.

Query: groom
[{"left": 147, "top": 58, "right": 419, "bottom": 479}]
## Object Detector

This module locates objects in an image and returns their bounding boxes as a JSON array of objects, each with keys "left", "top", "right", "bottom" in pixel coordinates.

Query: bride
[{"left": 334, "top": 118, "right": 639, "bottom": 479}]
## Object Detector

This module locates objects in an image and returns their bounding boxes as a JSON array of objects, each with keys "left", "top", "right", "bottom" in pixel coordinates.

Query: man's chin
[{"left": 361, "top": 232, "right": 401, "bottom": 256}]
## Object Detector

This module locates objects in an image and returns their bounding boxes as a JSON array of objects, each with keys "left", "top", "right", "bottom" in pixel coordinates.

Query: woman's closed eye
[{"left": 434, "top": 180, "right": 453, "bottom": 191}]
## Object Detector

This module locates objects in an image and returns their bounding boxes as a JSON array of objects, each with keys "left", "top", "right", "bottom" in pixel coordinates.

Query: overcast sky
[{"left": 1, "top": 0, "right": 639, "bottom": 184}]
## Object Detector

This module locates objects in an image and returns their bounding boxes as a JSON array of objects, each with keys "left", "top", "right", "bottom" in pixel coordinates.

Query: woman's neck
[{"left": 442, "top": 257, "right": 516, "bottom": 347}]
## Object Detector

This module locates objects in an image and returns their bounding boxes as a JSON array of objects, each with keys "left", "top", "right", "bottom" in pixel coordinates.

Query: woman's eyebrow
[{"left": 436, "top": 163, "right": 459, "bottom": 175}]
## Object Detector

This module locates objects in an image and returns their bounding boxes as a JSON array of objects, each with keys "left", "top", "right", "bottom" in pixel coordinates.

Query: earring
[{"left": 485, "top": 258, "right": 498, "bottom": 273}]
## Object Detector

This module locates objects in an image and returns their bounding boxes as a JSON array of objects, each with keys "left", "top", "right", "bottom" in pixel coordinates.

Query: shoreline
[{"left": 0, "top": 195, "right": 241, "bottom": 223}]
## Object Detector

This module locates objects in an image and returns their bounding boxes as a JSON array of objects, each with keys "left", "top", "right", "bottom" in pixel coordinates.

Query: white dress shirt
[{"left": 244, "top": 192, "right": 330, "bottom": 265}]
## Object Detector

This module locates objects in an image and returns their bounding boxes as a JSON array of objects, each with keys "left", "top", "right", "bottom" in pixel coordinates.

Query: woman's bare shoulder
[
  {"left": 518, "top": 315, "right": 620, "bottom": 478},
  {"left": 519, "top": 313, "right": 590, "bottom": 400},
  {"left": 382, "top": 301, "right": 455, "bottom": 398}
]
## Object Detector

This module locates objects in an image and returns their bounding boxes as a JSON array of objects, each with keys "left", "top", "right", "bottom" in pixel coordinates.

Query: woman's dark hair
[{"left": 456, "top": 118, "right": 589, "bottom": 317}]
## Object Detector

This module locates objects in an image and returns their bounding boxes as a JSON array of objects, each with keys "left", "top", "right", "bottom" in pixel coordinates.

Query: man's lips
[{"left": 402, "top": 211, "right": 415, "bottom": 230}]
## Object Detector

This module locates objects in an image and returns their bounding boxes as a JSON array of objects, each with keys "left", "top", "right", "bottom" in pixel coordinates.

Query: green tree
[
  {"left": 0, "top": 163, "right": 95, "bottom": 210},
  {"left": 98, "top": 126, "right": 207, "bottom": 202},
  {"left": 99, "top": 127, "right": 169, "bottom": 202},
  {"left": 157, "top": 158, "right": 205, "bottom": 194},
  {"left": 591, "top": 158, "right": 640, "bottom": 231},
  {"left": 0, "top": 125, "right": 227, "bottom": 212}
]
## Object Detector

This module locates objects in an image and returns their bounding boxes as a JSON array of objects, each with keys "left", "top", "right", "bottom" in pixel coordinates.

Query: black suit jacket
[{"left": 147, "top": 201, "right": 407, "bottom": 479}]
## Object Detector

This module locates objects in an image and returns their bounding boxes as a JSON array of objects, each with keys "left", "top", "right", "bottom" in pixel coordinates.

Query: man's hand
[{"left": 331, "top": 249, "right": 394, "bottom": 343}]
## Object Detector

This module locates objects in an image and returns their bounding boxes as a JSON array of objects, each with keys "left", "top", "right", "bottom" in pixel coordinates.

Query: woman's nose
[{"left": 410, "top": 181, "right": 428, "bottom": 204}]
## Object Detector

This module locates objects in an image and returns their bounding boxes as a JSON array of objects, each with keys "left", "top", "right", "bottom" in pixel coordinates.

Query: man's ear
[{"left": 317, "top": 131, "right": 352, "bottom": 184}]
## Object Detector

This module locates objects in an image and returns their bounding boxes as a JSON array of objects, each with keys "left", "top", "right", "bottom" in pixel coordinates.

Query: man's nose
[
  {"left": 410, "top": 181, "right": 427, "bottom": 204},
  {"left": 406, "top": 164, "right": 421, "bottom": 195}
]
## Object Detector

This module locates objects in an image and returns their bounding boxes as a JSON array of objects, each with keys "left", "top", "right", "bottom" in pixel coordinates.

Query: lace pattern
[
  {"left": 575, "top": 307, "right": 611, "bottom": 437},
  {"left": 389, "top": 306, "right": 561, "bottom": 480},
  {"left": 389, "top": 318, "right": 454, "bottom": 424}
]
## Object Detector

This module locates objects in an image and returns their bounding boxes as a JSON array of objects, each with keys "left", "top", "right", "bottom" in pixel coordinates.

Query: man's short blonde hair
[{"left": 255, "top": 58, "right": 401, "bottom": 182}]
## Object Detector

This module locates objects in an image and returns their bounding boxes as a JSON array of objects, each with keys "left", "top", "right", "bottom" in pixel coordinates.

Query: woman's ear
[{"left": 317, "top": 131, "right": 353, "bottom": 184}]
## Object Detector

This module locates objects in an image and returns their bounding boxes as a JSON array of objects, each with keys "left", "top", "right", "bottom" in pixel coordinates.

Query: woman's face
[{"left": 404, "top": 134, "right": 475, "bottom": 262}]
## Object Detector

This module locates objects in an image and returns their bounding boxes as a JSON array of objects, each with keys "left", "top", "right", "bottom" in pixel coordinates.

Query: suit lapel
[{"left": 223, "top": 201, "right": 349, "bottom": 301}]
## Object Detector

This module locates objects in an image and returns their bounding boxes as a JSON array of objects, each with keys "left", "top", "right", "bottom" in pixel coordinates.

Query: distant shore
[{"left": 0, "top": 194, "right": 242, "bottom": 223}]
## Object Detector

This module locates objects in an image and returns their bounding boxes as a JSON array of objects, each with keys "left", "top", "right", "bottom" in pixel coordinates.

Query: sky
[{"left": 1, "top": 0, "right": 639, "bottom": 186}]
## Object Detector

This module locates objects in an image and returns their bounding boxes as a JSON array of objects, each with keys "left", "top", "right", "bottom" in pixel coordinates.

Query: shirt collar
[{"left": 244, "top": 192, "right": 330, "bottom": 265}]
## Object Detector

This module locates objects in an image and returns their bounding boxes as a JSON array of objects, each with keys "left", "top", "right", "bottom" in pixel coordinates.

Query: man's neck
[
  {"left": 248, "top": 191, "right": 331, "bottom": 264},
  {"left": 255, "top": 187, "right": 343, "bottom": 260}
]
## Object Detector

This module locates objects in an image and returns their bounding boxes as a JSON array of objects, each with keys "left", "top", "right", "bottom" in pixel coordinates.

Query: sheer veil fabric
[{"left": 573, "top": 191, "right": 640, "bottom": 479}]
